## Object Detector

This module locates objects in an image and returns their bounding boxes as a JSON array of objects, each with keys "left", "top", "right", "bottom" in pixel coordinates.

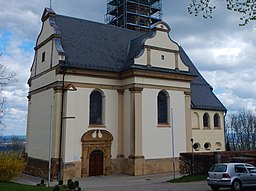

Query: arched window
[
  {"left": 214, "top": 113, "right": 220, "bottom": 128},
  {"left": 192, "top": 112, "right": 200, "bottom": 129},
  {"left": 90, "top": 90, "right": 103, "bottom": 124},
  {"left": 203, "top": 113, "right": 210, "bottom": 128},
  {"left": 158, "top": 91, "right": 169, "bottom": 124}
]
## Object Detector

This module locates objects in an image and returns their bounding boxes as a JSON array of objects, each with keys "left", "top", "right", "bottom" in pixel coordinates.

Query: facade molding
[{"left": 144, "top": 45, "right": 179, "bottom": 54}]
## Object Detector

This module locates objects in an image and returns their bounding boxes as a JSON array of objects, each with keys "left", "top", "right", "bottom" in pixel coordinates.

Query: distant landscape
[{"left": 0, "top": 135, "right": 26, "bottom": 152}]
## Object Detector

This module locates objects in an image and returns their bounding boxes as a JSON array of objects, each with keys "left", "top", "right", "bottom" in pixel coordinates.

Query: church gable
[
  {"left": 30, "top": 8, "right": 65, "bottom": 78},
  {"left": 38, "top": 8, "right": 60, "bottom": 45},
  {"left": 134, "top": 22, "right": 189, "bottom": 72}
]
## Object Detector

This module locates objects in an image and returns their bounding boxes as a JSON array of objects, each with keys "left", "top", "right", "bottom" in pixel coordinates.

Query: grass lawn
[
  {"left": 168, "top": 174, "right": 207, "bottom": 183},
  {"left": 0, "top": 182, "right": 66, "bottom": 191}
]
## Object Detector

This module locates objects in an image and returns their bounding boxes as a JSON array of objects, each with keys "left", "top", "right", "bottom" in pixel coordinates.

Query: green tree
[{"left": 188, "top": 0, "right": 256, "bottom": 26}]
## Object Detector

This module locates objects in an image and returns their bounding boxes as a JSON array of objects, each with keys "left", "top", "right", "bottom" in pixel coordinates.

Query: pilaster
[
  {"left": 128, "top": 87, "right": 144, "bottom": 176},
  {"left": 117, "top": 89, "right": 125, "bottom": 158},
  {"left": 184, "top": 91, "right": 192, "bottom": 151},
  {"left": 52, "top": 86, "right": 62, "bottom": 158}
]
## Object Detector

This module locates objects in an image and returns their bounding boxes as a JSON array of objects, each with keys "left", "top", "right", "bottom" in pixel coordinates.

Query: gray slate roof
[
  {"left": 179, "top": 47, "right": 227, "bottom": 112},
  {"left": 48, "top": 9, "right": 226, "bottom": 112},
  {"left": 55, "top": 15, "right": 143, "bottom": 72}
]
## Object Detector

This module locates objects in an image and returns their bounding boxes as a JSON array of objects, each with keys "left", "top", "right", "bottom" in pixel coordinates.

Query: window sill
[
  {"left": 192, "top": 127, "right": 200, "bottom": 130},
  {"left": 214, "top": 127, "right": 222, "bottom": 130},
  {"left": 157, "top": 124, "right": 171, "bottom": 128},
  {"left": 88, "top": 124, "right": 106, "bottom": 128},
  {"left": 203, "top": 127, "right": 211, "bottom": 130}
]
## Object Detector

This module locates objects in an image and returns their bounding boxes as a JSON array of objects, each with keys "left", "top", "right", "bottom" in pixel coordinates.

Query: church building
[{"left": 25, "top": 1, "right": 226, "bottom": 180}]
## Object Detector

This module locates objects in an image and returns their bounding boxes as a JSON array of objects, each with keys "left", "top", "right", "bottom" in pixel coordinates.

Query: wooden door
[{"left": 89, "top": 150, "right": 103, "bottom": 176}]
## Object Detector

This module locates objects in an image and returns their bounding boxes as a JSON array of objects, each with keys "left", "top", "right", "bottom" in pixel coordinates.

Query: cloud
[
  {"left": 164, "top": 1, "right": 256, "bottom": 114},
  {"left": 3, "top": 107, "right": 27, "bottom": 136},
  {"left": 218, "top": 91, "right": 256, "bottom": 112},
  {"left": 185, "top": 37, "right": 251, "bottom": 71},
  {"left": 0, "top": 31, "right": 31, "bottom": 135},
  {"left": 1, "top": 1, "right": 256, "bottom": 135}
]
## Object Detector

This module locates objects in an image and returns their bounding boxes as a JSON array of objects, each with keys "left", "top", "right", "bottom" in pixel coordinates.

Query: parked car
[{"left": 207, "top": 163, "right": 256, "bottom": 191}]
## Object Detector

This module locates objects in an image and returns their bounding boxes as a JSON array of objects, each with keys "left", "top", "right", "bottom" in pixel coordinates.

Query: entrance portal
[
  {"left": 81, "top": 130, "right": 113, "bottom": 177},
  {"left": 89, "top": 150, "right": 103, "bottom": 176}
]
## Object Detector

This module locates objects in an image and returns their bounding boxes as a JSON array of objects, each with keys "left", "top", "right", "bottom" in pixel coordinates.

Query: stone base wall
[
  {"left": 112, "top": 157, "right": 180, "bottom": 176},
  {"left": 143, "top": 157, "right": 179, "bottom": 175},
  {"left": 63, "top": 161, "right": 81, "bottom": 180},
  {"left": 111, "top": 156, "right": 125, "bottom": 174},
  {"left": 25, "top": 156, "right": 60, "bottom": 180},
  {"left": 26, "top": 156, "right": 179, "bottom": 180},
  {"left": 123, "top": 157, "right": 136, "bottom": 175}
]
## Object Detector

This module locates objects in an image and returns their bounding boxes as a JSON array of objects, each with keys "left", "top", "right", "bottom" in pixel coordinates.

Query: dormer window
[
  {"left": 161, "top": 55, "right": 165, "bottom": 60},
  {"left": 42, "top": 52, "right": 46, "bottom": 63}
]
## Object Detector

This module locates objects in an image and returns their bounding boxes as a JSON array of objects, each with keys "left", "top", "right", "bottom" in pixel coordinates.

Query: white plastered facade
[{"left": 26, "top": 15, "right": 226, "bottom": 180}]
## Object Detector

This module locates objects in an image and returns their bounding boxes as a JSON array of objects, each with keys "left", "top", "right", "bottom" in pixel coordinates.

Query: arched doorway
[
  {"left": 89, "top": 150, "right": 104, "bottom": 176},
  {"left": 81, "top": 130, "right": 113, "bottom": 177}
]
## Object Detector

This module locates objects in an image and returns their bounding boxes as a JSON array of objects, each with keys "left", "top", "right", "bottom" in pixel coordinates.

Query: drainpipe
[
  {"left": 58, "top": 69, "right": 66, "bottom": 181},
  {"left": 223, "top": 111, "right": 227, "bottom": 151}
]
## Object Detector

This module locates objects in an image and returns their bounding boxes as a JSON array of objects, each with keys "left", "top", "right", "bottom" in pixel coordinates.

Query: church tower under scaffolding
[{"left": 105, "top": 0, "right": 162, "bottom": 31}]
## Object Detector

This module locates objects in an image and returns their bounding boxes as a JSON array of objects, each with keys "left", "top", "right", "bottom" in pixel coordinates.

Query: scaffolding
[{"left": 105, "top": 0, "right": 162, "bottom": 31}]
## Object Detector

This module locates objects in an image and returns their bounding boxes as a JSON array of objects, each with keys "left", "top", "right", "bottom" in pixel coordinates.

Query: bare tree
[
  {"left": 226, "top": 109, "right": 256, "bottom": 151},
  {"left": 188, "top": 0, "right": 256, "bottom": 26},
  {"left": 6, "top": 136, "right": 25, "bottom": 153},
  {"left": 0, "top": 54, "right": 16, "bottom": 134}
]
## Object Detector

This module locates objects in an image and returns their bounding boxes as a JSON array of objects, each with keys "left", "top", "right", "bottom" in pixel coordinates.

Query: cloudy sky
[{"left": 0, "top": 0, "right": 255, "bottom": 135}]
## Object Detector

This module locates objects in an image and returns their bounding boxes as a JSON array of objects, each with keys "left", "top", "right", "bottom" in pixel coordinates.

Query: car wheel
[
  {"left": 232, "top": 180, "right": 242, "bottom": 191},
  {"left": 210, "top": 186, "right": 220, "bottom": 191}
]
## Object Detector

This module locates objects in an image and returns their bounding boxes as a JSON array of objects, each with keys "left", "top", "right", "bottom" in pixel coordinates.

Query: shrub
[
  {"left": 179, "top": 152, "right": 216, "bottom": 175},
  {"left": 67, "top": 179, "right": 75, "bottom": 189},
  {"left": 0, "top": 151, "right": 25, "bottom": 182},
  {"left": 37, "top": 179, "right": 46, "bottom": 186},
  {"left": 58, "top": 179, "right": 63, "bottom": 185},
  {"left": 74, "top": 180, "right": 79, "bottom": 188},
  {"left": 52, "top": 185, "right": 61, "bottom": 191},
  {"left": 66, "top": 179, "right": 80, "bottom": 190}
]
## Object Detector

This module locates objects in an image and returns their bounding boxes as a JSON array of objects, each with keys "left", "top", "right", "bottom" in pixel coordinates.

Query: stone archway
[{"left": 81, "top": 130, "right": 113, "bottom": 177}]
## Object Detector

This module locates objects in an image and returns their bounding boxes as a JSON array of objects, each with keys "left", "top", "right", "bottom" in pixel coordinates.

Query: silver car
[{"left": 207, "top": 163, "right": 256, "bottom": 191}]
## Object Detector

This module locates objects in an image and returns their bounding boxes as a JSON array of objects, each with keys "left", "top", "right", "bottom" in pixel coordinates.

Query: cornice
[
  {"left": 56, "top": 66, "right": 194, "bottom": 83},
  {"left": 144, "top": 45, "right": 179, "bottom": 54},
  {"left": 129, "top": 87, "right": 143, "bottom": 93},
  {"left": 121, "top": 69, "right": 194, "bottom": 82},
  {"left": 35, "top": 34, "right": 61, "bottom": 51}
]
